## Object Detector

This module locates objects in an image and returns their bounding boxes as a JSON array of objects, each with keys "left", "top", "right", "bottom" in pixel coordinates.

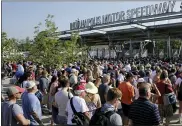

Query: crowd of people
[{"left": 1, "top": 58, "right": 182, "bottom": 126}]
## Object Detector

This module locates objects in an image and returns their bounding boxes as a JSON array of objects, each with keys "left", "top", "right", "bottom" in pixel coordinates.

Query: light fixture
[
  {"left": 144, "top": 40, "right": 152, "bottom": 42},
  {"left": 130, "top": 24, "right": 147, "bottom": 30},
  {"left": 91, "top": 30, "right": 106, "bottom": 34}
]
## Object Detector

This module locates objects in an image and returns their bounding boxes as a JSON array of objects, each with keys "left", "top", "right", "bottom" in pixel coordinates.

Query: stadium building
[{"left": 59, "top": 1, "right": 182, "bottom": 59}]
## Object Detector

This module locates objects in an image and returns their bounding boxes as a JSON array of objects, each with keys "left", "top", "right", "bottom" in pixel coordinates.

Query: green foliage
[
  {"left": 171, "top": 40, "right": 181, "bottom": 49},
  {"left": 29, "top": 14, "right": 62, "bottom": 66},
  {"left": 156, "top": 41, "right": 165, "bottom": 49},
  {"left": 2, "top": 14, "right": 88, "bottom": 65},
  {"left": 1, "top": 32, "right": 23, "bottom": 62}
]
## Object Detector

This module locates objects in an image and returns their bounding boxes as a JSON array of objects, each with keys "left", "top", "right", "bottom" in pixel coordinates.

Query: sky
[{"left": 2, "top": 1, "right": 181, "bottom": 39}]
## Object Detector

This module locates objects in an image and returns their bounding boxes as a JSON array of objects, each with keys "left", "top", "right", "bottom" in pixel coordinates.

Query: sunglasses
[{"left": 117, "top": 97, "right": 121, "bottom": 101}]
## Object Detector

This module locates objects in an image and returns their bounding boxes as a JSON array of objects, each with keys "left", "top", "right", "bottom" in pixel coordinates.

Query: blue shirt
[
  {"left": 2, "top": 101, "right": 24, "bottom": 126},
  {"left": 22, "top": 91, "right": 42, "bottom": 126}
]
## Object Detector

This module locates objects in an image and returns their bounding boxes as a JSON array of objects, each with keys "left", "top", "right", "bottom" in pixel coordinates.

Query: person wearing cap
[
  {"left": 129, "top": 83, "right": 161, "bottom": 126},
  {"left": 21, "top": 81, "right": 43, "bottom": 126},
  {"left": 118, "top": 72, "right": 135, "bottom": 126},
  {"left": 85, "top": 82, "right": 101, "bottom": 117},
  {"left": 2, "top": 86, "right": 30, "bottom": 126},
  {"left": 134, "top": 78, "right": 145, "bottom": 100},
  {"left": 66, "top": 84, "right": 90, "bottom": 125}
]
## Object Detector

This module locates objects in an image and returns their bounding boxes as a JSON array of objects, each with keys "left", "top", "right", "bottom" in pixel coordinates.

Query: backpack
[
  {"left": 70, "top": 97, "right": 87, "bottom": 126},
  {"left": 89, "top": 108, "right": 115, "bottom": 126}
]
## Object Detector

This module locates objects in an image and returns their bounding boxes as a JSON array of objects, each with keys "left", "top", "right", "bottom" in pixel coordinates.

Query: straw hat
[{"left": 86, "top": 82, "right": 98, "bottom": 94}]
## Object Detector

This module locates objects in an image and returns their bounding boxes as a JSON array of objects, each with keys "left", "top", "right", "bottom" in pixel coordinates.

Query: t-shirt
[
  {"left": 55, "top": 89, "right": 73, "bottom": 117},
  {"left": 156, "top": 82, "right": 173, "bottom": 104},
  {"left": 66, "top": 96, "right": 89, "bottom": 125},
  {"left": 22, "top": 80, "right": 28, "bottom": 88},
  {"left": 39, "top": 77, "right": 49, "bottom": 92},
  {"left": 118, "top": 81, "right": 135, "bottom": 105},
  {"left": 98, "top": 83, "right": 110, "bottom": 104},
  {"left": 21, "top": 91, "right": 42, "bottom": 125},
  {"left": 101, "top": 103, "right": 123, "bottom": 126},
  {"left": 17, "top": 64, "right": 24, "bottom": 73},
  {"left": 1, "top": 101, "right": 24, "bottom": 126},
  {"left": 117, "top": 74, "right": 124, "bottom": 82},
  {"left": 129, "top": 97, "right": 160, "bottom": 126},
  {"left": 175, "top": 77, "right": 182, "bottom": 86}
]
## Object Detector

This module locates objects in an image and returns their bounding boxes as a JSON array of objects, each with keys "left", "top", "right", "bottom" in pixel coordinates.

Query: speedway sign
[{"left": 70, "top": 1, "right": 179, "bottom": 30}]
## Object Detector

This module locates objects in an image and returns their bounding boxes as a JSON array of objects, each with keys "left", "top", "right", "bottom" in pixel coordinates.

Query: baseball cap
[
  {"left": 26, "top": 81, "right": 36, "bottom": 89},
  {"left": 7, "top": 86, "right": 25, "bottom": 97},
  {"left": 138, "top": 78, "right": 145, "bottom": 83},
  {"left": 75, "top": 84, "right": 85, "bottom": 91},
  {"left": 65, "top": 68, "right": 71, "bottom": 74},
  {"left": 71, "top": 68, "right": 78, "bottom": 73}
]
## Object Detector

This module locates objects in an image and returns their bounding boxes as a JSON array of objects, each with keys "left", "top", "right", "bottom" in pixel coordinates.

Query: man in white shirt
[
  {"left": 66, "top": 84, "right": 90, "bottom": 125},
  {"left": 18, "top": 62, "right": 24, "bottom": 73},
  {"left": 125, "top": 64, "right": 131, "bottom": 72}
]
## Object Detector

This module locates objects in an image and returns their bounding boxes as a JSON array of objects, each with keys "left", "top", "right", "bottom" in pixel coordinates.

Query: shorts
[
  {"left": 158, "top": 104, "right": 173, "bottom": 118},
  {"left": 121, "top": 103, "right": 130, "bottom": 117}
]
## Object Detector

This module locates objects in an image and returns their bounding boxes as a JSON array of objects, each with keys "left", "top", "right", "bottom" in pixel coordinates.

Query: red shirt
[
  {"left": 156, "top": 81, "right": 173, "bottom": 104},
  {"left": 12, "top": 63, "right": 17, "bottom": 71}
]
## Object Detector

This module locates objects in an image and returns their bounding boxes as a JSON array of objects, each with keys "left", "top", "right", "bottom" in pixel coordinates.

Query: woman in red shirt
[{"left": 156, "top": 70, "right": 174, "bottom": 126}]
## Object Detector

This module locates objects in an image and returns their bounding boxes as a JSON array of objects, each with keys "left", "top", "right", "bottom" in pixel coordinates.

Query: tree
[
  {"left": 28, "top": 14, "right": 63, "bottom": 67},
  {"left": 29, "top": 14, "right": 88, "bottom": 67},
  {"left": 1, "top": 32, "right": 23, "bottom": 62},
  {"left": 171, "top": 40, "right": 181, "bottom": 49}
]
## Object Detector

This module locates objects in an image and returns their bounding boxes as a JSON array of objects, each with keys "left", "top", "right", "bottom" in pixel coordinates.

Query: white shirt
[
  {"left": 151, "top": 70, "right": 156, "bottom": 80},
  {"left": 99, "top": 65, "right": 104, "bottom": 76},
  {"left": 125, "top": 64, "right": 131, "bottom": 72},
  {"left": 22, "top": 81, "right": 28, "bottom": 88},
  {"left": 18, "top": 64, "right": 24, "bottom": 73},
  {"left": 55, "top": 89, "right": 73, "bottom": 117},
  {"left": 117, "top": 74, "right": 124, "bottom": 82},
  {"left": 175, "top": 77, "right": 182, "bottom": 86},
  {"left": 66, "top": 96, "right": 89, "bottom": 125},
  {"left": 134, "top": 87, "right": 139, "bottom": 100}
]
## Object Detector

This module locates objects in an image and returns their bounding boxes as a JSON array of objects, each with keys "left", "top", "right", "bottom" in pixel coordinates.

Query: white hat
[
  {"left": 71, "top": 68, "right": 78, "bottom": 73},
  {"left": 137, "top": 78, "right": 145, "bottom": 83},
  {"left": 26, "top": 81, "right": 36, "bottom": 89},
  {"left": 69, "top": 63, "right": 73, "bottom": 67},
  {"left": 86, "top": 82, "right": 98, "bottom": 94}
]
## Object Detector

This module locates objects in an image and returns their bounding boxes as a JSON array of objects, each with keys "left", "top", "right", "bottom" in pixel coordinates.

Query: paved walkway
[{"left": 1, "top": 77, "right": 182, "bottom": 126}]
